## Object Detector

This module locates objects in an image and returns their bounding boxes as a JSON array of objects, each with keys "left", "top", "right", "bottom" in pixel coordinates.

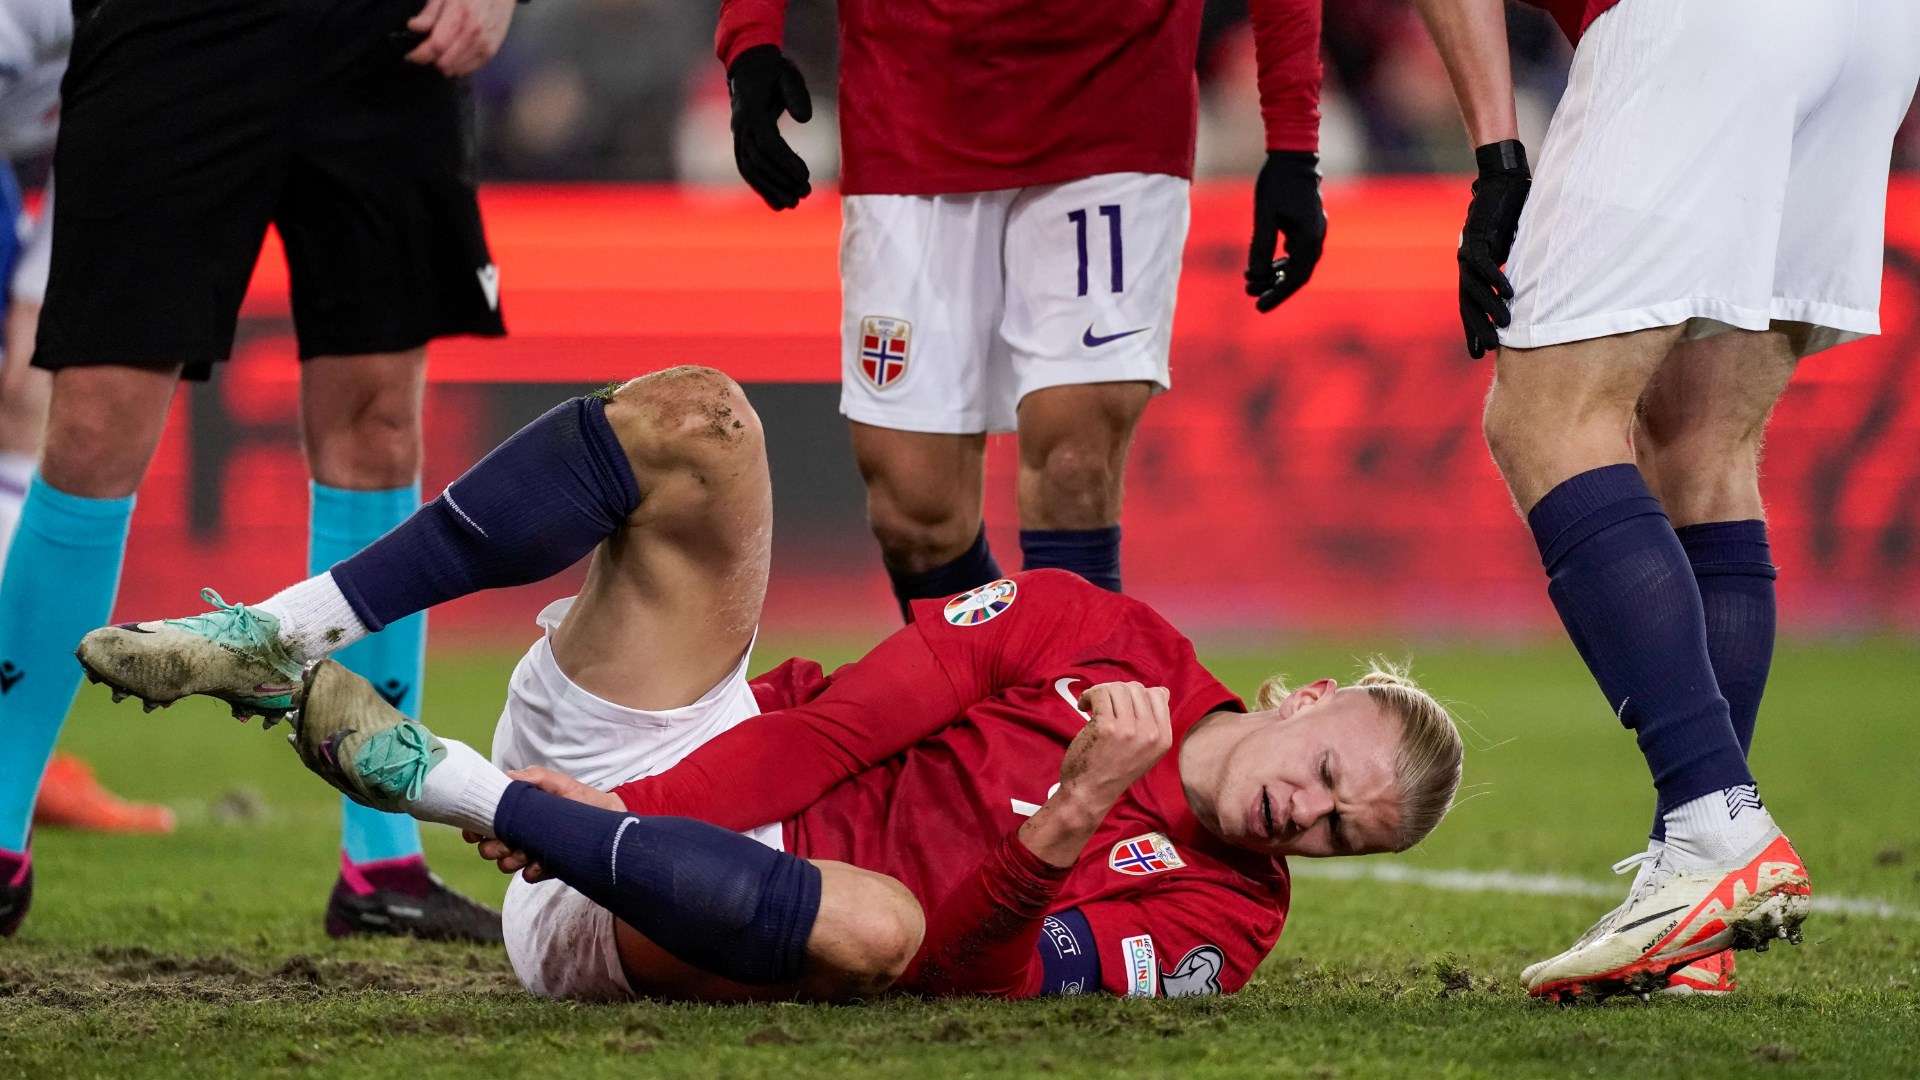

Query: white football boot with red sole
[{"left": 1525, "top": 830, "right": 1808, "bottom": 1003}]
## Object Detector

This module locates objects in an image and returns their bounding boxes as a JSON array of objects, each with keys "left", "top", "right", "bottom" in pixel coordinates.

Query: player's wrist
[{"left": 1474, "top": 139, "right": 1529, "bottom": 178}]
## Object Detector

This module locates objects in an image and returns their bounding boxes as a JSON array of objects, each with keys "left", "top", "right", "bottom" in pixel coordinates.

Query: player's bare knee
[
  {"left": 306, "top": 399, "right": 423, "bottom": 488},
  {"left": 866, "top": 491, "right": 977, "bottom": 572},
  {"left": 603, "top": 365, "right": 763, "bottom": 467},
  {"left": 818, "top": 873, "right": 924, "bottom": 991},
  {"left": 1025, "top": 439, "right": 1119, "bottom": 526}
]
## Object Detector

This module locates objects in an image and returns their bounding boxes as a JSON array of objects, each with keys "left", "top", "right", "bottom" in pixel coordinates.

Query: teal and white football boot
[
  {"left": 76, "top": 589, "right": 303, "bottom": 722},
  {"left": 290, "top": 660, "right": 445, "bottom": 814}
]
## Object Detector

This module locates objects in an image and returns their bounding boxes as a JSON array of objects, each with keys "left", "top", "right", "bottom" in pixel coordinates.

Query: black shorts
[{"left": 35, "top": 0, "right": 506, "bottom": 380}]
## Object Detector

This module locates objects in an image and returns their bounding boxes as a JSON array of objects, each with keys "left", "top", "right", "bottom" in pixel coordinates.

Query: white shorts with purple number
[
  {"left": 1501, "top": 0, "right": 1920, "bottom": 357},
  {"left": 491, "top": 596, "right": 780, "bottom": 1002},
  {"left": 839, "top": 172, "right": 1189, "bottom": 434}
]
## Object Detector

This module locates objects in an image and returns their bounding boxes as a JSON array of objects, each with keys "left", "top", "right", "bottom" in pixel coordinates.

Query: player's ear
[{"left": 1273, "top": 678, "right": 1339, "bottom": 719}]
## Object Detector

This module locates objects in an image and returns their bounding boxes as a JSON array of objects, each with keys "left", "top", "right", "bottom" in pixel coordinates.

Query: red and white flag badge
[
  {"left": 943, "top": 578, "right": 1017, "bottom": 627},
  {"left": 858, "top": 316, "right": 911, "bottom": 390},
  {"left": 1109, "top": 832, "right": 1186, "bottom": 877}
]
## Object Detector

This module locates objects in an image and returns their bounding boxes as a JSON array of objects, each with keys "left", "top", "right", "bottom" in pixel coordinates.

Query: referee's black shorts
[{"left": 36, "top": 0, "right": 506, "bottom": 380}]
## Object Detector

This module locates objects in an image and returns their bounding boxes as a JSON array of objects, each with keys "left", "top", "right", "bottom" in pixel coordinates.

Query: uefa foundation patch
[
  {"left": 858, "top": 316, "right": 911, "bottom": 389},
  {"left": 944, "top": 578, "right": 1018, "bottom": 626},
  {"left": 1109, "top": 832, "right": 1186, "bottom": 876},
  {"left": 1120, "top": 934, "right": 1159, "bottom": 997}
]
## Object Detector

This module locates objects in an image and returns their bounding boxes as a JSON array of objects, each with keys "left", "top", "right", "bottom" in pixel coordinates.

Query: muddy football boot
[{"left": 76, "top": 589, "right": 302, "bottom": 722}]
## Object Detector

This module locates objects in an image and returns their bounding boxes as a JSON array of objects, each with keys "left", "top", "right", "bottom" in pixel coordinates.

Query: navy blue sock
[
  {"left": 1019, "top": 526, "right": 1121, "bottom": 592},
  {"left": 492, "top": 782, "right": 821, "bottom": 986},
  {"left": 1527, "top": 465, "right": 1751, "bottom": 815},
  {"left": 887, "top": 526, "right": 1001, "bottom": 623},
  {"left": 1648, "top": 520, "right": 1777, "bottom": 841},
  {"left": 333, "top": 396, "right": 639, "bottom": 631},
  {"left": 1676, "top": 521, "right": 1775, "bottom": 757}
]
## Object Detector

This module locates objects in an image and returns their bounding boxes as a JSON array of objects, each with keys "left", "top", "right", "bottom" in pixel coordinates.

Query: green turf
[{"left": 4, "top": 637, "right": 1918, "bottom": 1078}]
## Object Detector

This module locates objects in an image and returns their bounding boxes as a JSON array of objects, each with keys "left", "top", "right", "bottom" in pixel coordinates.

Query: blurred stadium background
[{"left": 58, "top": 0, "right": 1920, "bottom": 645}]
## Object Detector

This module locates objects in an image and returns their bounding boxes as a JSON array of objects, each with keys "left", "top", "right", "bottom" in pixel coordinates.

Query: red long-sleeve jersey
[
  {"left": 715, "top": 0, "right": 1325, "bottom": 196},
  {"left": 616, "top": 570, "right": 1290, "bottom": 998}
]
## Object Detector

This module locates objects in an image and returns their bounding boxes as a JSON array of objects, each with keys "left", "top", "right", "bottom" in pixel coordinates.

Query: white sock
[
  {"left": 412, "top": 739, "right": 512, "bottom": 837},
  {"left": 256, "top": 572, "right": 369, "bottom": 663},
  {"left": 1660, "top": 784, "right": 1776, "bottom": 870},
  {"left": 0, "top": 452, "right": 33, "bottom": 572}
]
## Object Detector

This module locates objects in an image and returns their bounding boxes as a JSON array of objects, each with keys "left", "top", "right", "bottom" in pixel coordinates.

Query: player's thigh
[
  {"left": 1768, "top": 1, "right": 1920, "bottom": 355},
  {"left": 1638, "top": 330, "right": 1798, "bottom": 455},
  {"left": 1502, "top": 0, "right": 1824, "bottom": 350},
  {"left": 578, "top": 367, "right": 773, "bottom": 672},
  {"left": 279, "top": 0, "right": 503, "bottom": 362},
  {"left": 612, "top": 860, "right": 924, "bottom": 1002},
  {"left": 839, "top": 190, "right": 1012, "bottom": 435},
  {"left": 1000, "top": 173, "right": 1186, "bottom": 413},
  {"left": 36, "top": 0, "right": 289, "bottom": 377}
]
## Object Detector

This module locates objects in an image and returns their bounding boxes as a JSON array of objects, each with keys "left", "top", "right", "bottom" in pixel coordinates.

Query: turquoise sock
[
  {"left": 0, "top": 477, "right": 135, "bottom": 851},
  {"left": 311, "top": 482, "right": 427, "bottom": 866}
]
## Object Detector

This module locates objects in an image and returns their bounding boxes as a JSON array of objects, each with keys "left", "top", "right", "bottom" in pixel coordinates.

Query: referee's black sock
[{"left": 886, "top": 526, "right": 1002, "bottom": 623}]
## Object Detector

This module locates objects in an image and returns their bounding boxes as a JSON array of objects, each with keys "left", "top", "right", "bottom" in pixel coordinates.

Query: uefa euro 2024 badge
[{"left": 943, "top": 578, "right": 1018, "bottom": 627}]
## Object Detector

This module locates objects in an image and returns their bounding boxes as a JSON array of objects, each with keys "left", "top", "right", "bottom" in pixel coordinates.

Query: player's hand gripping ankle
[{"left": 465, "top": 767, "right": 621, "bottom": 881}]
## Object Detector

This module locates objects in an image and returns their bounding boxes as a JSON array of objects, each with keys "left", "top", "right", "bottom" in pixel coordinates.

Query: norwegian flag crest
[
  {"left": 858, "top": 316, "right": 911, "bottom": 390},
  {"left": 1109, "top": 832, "right": 1187, "bottom": 877}
]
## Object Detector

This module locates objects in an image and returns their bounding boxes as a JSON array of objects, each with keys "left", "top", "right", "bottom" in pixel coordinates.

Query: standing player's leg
[
  {"left": 1635, "top": 329, "right": 1799, "bottom": 799},
  {"left": 1001, "top": 172, "right": 1188, "bottom": 592},
  {"left": 839, "top": 191, "right": 1011, "bottom": 620},
  {"left": 850, "top": 425, "right": 995, "bottom": 621}
]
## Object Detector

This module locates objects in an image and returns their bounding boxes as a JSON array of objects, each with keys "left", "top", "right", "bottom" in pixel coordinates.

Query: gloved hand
[
  {"left": 726, "top": 44, "right": 813, "bottom": 211},
  {"left": 1244, "top": 150, "right": 1327, "bottom": 313},
  {"left": 1456, "top": 139, "right": 1531, "bottom": 358}
]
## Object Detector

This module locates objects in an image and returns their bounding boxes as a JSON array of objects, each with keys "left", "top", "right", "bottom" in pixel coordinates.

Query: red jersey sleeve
[
  {"left": 1079, "top": 878, "right": 1288, "bottom": 998},
  {"left": 1248, "top": 0, "right": 1324, "bottom": 152},
  {"left": 715, "top": 0, "right": 787, "bottom": 67},
  {"left": 614, "top": 572, "right": 1121, "bottom": 828},
  {"left": 910, "top": 829, "right": 1072, "bottom": 1000}
]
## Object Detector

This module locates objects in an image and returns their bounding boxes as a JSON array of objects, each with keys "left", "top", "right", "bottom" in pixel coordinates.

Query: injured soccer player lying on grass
[{"left": 77, "top": 365, "right": 1465, "bottom": 1002}]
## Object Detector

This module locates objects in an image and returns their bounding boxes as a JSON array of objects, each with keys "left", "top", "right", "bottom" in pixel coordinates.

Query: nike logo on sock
[
  {"left": 1082, "top": 325, "right": 1150, "bottom": 348},
  {"left": 0, "top": 662, "right": 22, "bottom": 693}
]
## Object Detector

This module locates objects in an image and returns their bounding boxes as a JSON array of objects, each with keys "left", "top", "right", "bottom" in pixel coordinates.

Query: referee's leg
[{"left": 0, "top": 362, "right": 179, "bottom": 930}]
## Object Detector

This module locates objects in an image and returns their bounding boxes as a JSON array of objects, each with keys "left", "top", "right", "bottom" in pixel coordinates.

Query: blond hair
[{"left": 1254, "top": 659, "right": 1463, "bottom": 851}]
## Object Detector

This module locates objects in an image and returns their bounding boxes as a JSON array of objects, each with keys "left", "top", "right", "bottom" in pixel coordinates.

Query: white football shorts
[
  {"left": 492, "top": 596, "right": 780, "bottom": 1002},
  {"left": 840, "top": 171, "right": 1190, "bottom": 434},
  {"left": 1501, "top": 0, "right": 1920, "bottom": 356}
]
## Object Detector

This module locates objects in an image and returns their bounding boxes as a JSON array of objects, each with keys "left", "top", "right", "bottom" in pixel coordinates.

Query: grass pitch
[{"left": 3, "top": 636, "right": 1916, "bottom": 1078}]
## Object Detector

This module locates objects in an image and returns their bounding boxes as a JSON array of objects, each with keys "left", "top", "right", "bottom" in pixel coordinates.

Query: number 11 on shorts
[{"left": 1069, "top": 205, "right": 1123, "bottom": 296}]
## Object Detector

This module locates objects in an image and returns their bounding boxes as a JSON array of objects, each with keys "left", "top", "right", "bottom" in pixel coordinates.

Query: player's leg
[
  {"left": 1001, "top": 172, "right": 1188, "bottom": 592},
  {"left": 1013, "top": 383, "right": 1152, "bottom": 591},
  {"left": 849, "top": 424, "right": 994, "bottom": 621},
  {"left": 289, "top": 659, "right": 922, "bottom": 1000},
  {"left": 840, "top": 191, "right": 1011, "bottom": 620},
  {"left": 1636, "top": 329, "right": 1799, "bottom": 770},
  {"left": 1493, "top": 0, "right": 1830, "bottom": 1000},
  {"left": 0, "top": 161, "right": 34, "bottom": 572}
]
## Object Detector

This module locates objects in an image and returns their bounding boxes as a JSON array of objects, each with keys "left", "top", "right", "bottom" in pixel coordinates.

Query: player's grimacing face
[{"left": 1205, "top": 687, "right": 1404, "bottom": 858}]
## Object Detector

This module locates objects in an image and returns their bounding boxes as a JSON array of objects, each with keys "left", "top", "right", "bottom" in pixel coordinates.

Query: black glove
[
  {"left": 727, "top": 44, "right": 813, "bottom": 211},
  {"left": 1244, "top": 150, "right": 1327, "bottom": 313},
  {"left": 1457, "top": 140, "right": 1532, "bottom": 358}
]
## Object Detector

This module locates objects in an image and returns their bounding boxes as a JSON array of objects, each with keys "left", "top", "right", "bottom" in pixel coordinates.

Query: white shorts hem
[
  {"left": 1501, "top": 296, "right": 1879, "bottom": 355},
  {"left": 840, "top": 397, "right": 995, "bottom": 435}
]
